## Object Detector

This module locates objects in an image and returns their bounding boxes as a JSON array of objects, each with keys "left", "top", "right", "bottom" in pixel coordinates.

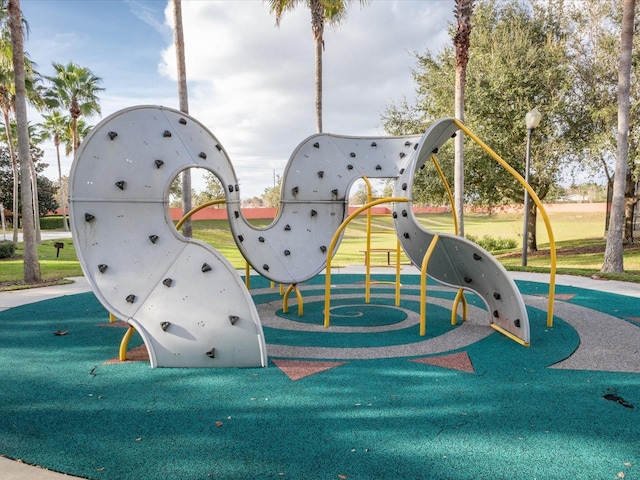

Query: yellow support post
[
  {"left": 419, "top": 234, "right": 440, "bottom": 336},
  {"left": 119, "top": 326, "right": 136, "bottom": 361},
  {"left": 451, "top": 288, "right": 468, "bottom": 325},
  {"left": 283, "top": 284, "right": 304, "bottom": 316}
]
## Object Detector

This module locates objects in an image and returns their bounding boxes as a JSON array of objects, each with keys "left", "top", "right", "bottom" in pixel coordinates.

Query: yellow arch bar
[{"left": 324, "top": 197, "right": 409, "bottom": 328}]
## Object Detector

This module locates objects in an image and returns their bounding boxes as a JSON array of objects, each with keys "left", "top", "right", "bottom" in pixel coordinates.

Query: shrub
[
  {"left": 467, "top": 234, "right": 518, "bottom": 253},
  {"left": 0, "top": 240, "right": 15, "bottom": 259},
  {"left": 39, "top": 216, "right": 65, "bottom": 230}
]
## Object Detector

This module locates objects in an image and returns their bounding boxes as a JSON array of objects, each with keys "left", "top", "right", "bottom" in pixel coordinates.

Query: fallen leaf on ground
[{"left": 54, "top": 330, "right": 68, "bottom": 336}]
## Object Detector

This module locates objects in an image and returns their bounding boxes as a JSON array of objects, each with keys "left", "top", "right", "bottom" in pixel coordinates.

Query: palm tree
[
  {"left": 39, "top": 110, "right": 69, "bottom": 230},
  {"left": 8, "top": 0, "right": 39, "bottom": 281},
  {"left": 266, "top": 0, "right": 366, "bottom": 133},
  {"left": 602, "top": 0, "right": 635, "bottom": 273},
  {"left": 44, "top": 61, "right": 103, "bottom": 155},
  {"left": 453, "top": 0, "right": 474, "bottom": 238},
  {"left": 173, "top": 0, "right": 192, "bottom": 237}
]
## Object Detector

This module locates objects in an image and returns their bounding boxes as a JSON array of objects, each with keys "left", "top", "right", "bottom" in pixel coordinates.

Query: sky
[{"left": 21, "top": 0, "right": 454, "bottom": 199}]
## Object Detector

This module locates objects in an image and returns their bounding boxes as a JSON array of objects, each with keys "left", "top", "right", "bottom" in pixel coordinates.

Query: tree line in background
[{"left": 1, "top": 0, "right": 637, "bottom": 282}]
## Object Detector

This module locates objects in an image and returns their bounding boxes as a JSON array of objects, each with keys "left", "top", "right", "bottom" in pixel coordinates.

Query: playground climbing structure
[{"left": 70, "top": 105, "right": 551, "bottom": 368}]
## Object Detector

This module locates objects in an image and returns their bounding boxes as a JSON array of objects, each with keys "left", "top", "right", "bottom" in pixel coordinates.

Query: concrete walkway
[{"left": 0, "top": 269, "right": 639, "bottom": 479}]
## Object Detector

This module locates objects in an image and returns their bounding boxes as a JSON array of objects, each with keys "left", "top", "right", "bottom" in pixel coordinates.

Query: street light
[{"left": 521, "top": 107, "right": 542, "bottom": 267}]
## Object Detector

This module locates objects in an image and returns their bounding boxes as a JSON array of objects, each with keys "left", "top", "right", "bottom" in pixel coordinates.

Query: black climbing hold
[
  {"left": 473, "top": 253, "right": 482, "bottom": 260},
  {"left": 149, "top": 234, "right": 159, "bottom": 244},
  {"left": 85, "top": 213, "right": 95, "bottom": 222},
  {"left": 179, "top": 118, "right": 187, "bottom": 125},
  {"left": 451, "top": 132, "right": 457, "bottom": 138},
  {"left": 311, "top": 209, "right": 317, "bottom": 217},
  {"left": 201, "top": 263, "right": 212, "bottom": 273},
  {"left": 234, "top": 211, "right": 240, "bottom": 219},
  {"left": 317, "top": 171, "right": 324, "bottom": 178},
  {"left": 108, "top": 131, "right": 118, "bottom": 140},
  {"left": 464, "top": 277, "right": 472, "bottom": 283},
  {"left": 163, "top": 130, "right": 172, "bottom": 138},
  {"left": 258, "top": 236, "right": 265, "bottom": 243},
  {"left": 401, "top": 183, "right": 407, "bottom": 190},
  {"left": 154, "top": 159, "right": 164, "bottom": 169},
  {"left": 263, "top": 264, "right": 270, "bottom": 271},
  {"left": 98, "top": 264, "right": 108, "bottom": 273},
  {"left": 347, "top": 164, "right": 354, "bottom": 170},
  {"left": 284, "top": 224, "right": 291, "bottom": 231},
  {"left": 403, "top": 232, "right": 410, "bottom": 239},
  {"left": 432, "top": 148, "right": 438, "bottom": 154},
  {"left": 514, "top": 319, "right": 521, "bottom": 328},
  {"left": 205, "top": 349, "right": 215, "bottom": 359},
  {"left": 493, "top": 292, "right": 501, "bottom": 300},
  {"left": 216, "top": 144, "right": 222, "bottom": 151},
  {"left": 229, "top": 315, "right": 239, "bottom": 325},
  {"left": 376, "top": 165, "right": 382, "bottom": 170},
  {"left": 320, "top": 246, "right": 327, "bottom": 253},
  {"left": 399, "top": 152, "right": 406, "bottom": 158},
  {"left": 238, "top": 235, "right": 244, "bottom": 242},
  {"left": 199, "top": 152, "right": 207, "bottom": 159},
  {"left": 313, "top": 142, "right": 320, "bottom": 148},
  {"left": 493, "top": 310, "right": 499, "bottom": 318},
  {"left": 292, "top": 186, "right": 299, "bottom": 195},
  {"left": 126, "top": 294, "right": 136, "bottom": 304},
  {"left": 228, "top": 185, "right": 234, "bottom": 192},
  {"left": 284, "top": 249, "right": 291, "bottom": 256},
  {"left": 332, "top": 189, "right": 338, "bottom": 196},
  {"left": 235, "top": 184, "right": 239, "bottom": 192},
  {"left": 404, "top": 141, "right": 411, "bottom": 146},
  {"left": 414, "top": 144, "right": 418, "bottom": 150},
  {"left": 402, "top": 210, "right": 408, "bottom": 217},
  {"left": 160, "top": 321, "right": 171, "bottom": 331},
  {"left": 420, "top": 164, "right": 425, "bottom": 170},
  {"left": 399, "top": 168, "right": 405, "bottom": 174},
  {"left": 371, "top": 141, "right": 377, "bottom": 147},
  {"left": 162, "top": 278, "right": 173, "bottom": 287},
  {"left": 392, "top": 212, "right": 398, "bottom": 218},
  {"left": 115, "top": 180, "right": 126, "bottom": 190},
  {"left": 350, "top": 152, "right": 356, "bottom": 158}
]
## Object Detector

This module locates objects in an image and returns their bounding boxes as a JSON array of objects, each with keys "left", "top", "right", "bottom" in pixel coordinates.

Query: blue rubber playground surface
[{"left": 0, "top": 273, "right": 639, "bottom": 479}]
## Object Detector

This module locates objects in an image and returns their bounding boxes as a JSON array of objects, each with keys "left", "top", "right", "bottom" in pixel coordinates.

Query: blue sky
[{"left": 22, "top": 0, "right": 453, "bottom": 198}]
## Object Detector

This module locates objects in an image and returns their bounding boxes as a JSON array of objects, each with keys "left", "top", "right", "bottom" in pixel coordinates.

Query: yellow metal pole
[
  {"left": 283, "top": 284, "right": 304, "bottom": 316},
  {"left": 451, "top": 288, "right": 468, "bottom": 325},
  {"left": 324, "top": 197, "right": 409, "bottom": 328},
  {"left": 394, "top": 237, "right": 401, "bottom": 306},
  {"left": 175, "top": 199, "right": 226, "bottom": 230},
  {"left": 419, "top": 234, "right": 440, "bottom": 336},
  {"left": 363, "top": 176, "right": 373, "bottom": 304},
  {"left": 453, "top": 120, "right": 556, "bottom": 327},
  {"left": 245, "top": 262, "right": 251, "bottom": 289},
  {"left": 119, "top": 326, "right": 136, "bottom": 361}
]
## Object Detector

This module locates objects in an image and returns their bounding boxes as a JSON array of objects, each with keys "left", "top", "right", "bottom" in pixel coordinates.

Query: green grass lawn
[{"left": 2, "top": 208, "right": 639, "bottom": 289}]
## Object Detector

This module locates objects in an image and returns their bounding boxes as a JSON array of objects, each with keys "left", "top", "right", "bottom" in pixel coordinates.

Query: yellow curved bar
[
  {"left": 282, "top": 284, "right": 304, "bottom": 316},
  {"left": 324, "top": 197, "right": 409, "bottom": 328},
  {"left": 119, "top": 326, "right": 136, "bottom": 361},
  {"left": 431, "top": 154, "right": 459, "bottom": 236},
  {"left": 175, "top": 199, "right": 226, "bottom": 230},
  {"left": 420, "top": 234, "right": 440, "bottom": 336},
  {"left": 245, "top": 261, "right": 251, "bottom": 289},
  {"left": 451, "top": 288, "right": 468, "bottom": 325},
  {"left": 109, "top": 312, "right": 116, "bottom": 323},
  {"left": 453, "top": 120, "right": 556, "bottom": 327},
  {"left": 394, "top": 237, "right": 401, "bottom": 306}
]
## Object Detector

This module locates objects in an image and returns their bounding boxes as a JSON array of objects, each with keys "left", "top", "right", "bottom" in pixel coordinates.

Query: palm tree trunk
[
  {"left": 55, "top": 141, "right": 68, "bottom": 230},
  {"left": 311, "top": 0, "right": 324, "bottom": 133},
  {"left": 173, "top": 0, "right": 192, "bottom": 237},
  {"left": 602, "top": 0, "right": 634, "bottom": 273},
  {"left": 4, "top": 110, "right": 19, "bottom": 245},
  {"left": 8, "top": 0, "right": 40, "bottom": 282},
  {"left": 30, "top": 159, "right": 41, "bottom": 243}
]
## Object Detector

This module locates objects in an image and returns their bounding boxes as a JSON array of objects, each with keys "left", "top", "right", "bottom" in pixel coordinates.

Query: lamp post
[{"left": 521, "top": 107, "right": 542, "bottom": 267}]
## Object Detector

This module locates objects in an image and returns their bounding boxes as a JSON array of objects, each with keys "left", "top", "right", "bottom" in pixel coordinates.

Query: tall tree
[
  {"left": 44, "top": 61, "right": 102, "bottom": 155},
  {"left": 453, "top": 0, "right": 475, "bottom": 237},
  {"left": 173, "top": 0, "right": 192, "bottom": 237},
  {"left": 383, "top": 0, "right": 573, "bottom": 252},
  {"left": 8, "top": 0, "right": 39, "bottom": 281},
  {"left": 39, "top": 110, "right": 69, "bottom": 230},
  {"left": 266, "top": 0, "right": 366, "bottom": 133},
  {"left": 602, "top": 0, "right": 635, "bottom": 273}
]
